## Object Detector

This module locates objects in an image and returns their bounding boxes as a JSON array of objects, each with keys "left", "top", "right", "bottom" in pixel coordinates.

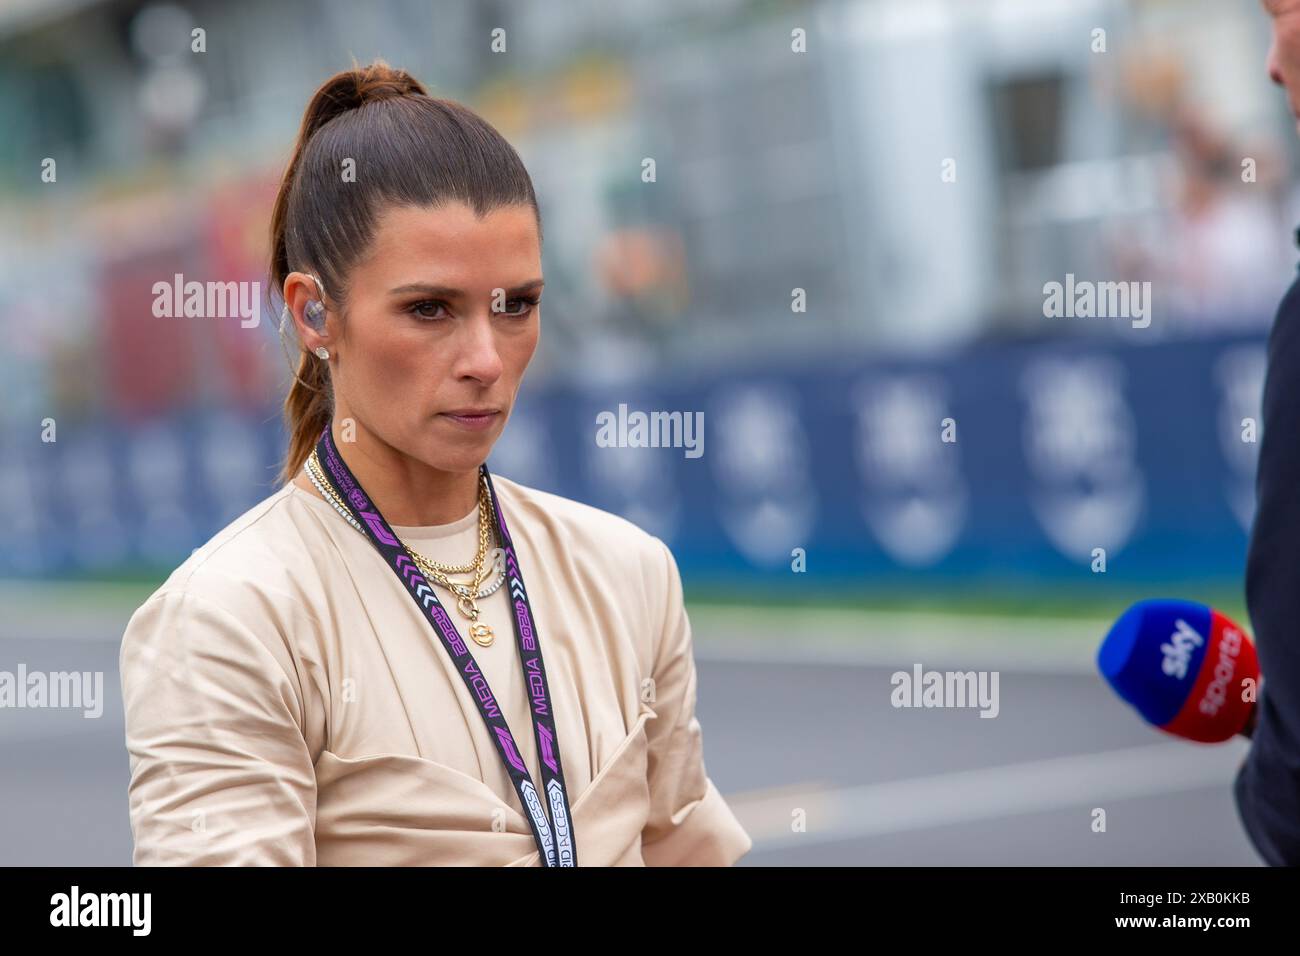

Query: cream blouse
[{"left": 118, "top": 471, "right": 752, "bottom": 866}]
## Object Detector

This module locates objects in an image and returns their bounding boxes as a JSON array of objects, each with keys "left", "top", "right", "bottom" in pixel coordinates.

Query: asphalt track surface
[{"left": 0, "top": 593, "right": 1262, "bottom": 866}]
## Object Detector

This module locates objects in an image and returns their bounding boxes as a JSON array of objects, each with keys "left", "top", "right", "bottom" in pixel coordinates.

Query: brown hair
[{"left": 271, "top": 59, "right": 542, "bottom": 484}]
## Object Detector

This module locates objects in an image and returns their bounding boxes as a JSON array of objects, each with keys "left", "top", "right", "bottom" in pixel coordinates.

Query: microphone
[{"left": 1098, "top": 599, "right": 1259, "bottom": 743}]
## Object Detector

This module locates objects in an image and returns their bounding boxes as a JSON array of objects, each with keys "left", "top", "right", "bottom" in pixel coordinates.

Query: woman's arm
[
  {"left": 119, "top": 587, "right": 318, "bottom": 865},
  {"left": 638, "top": 538, "right": 753, "bottom": 866}
]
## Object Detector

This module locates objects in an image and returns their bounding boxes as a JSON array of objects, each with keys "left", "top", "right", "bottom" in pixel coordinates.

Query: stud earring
[{"left": 314, "top": 347, "right": 330, "bottom": 360}]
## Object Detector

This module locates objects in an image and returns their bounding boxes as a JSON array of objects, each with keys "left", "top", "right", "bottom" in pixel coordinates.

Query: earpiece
[
  {"left": 279, "top": 273, "right": 329, "bottom": 332},
  {"left": 305, "top": 273, "right": 328, "bottom": 329},
  {"left": 305, "top": 299, "right": 326, "bottom": 329}
]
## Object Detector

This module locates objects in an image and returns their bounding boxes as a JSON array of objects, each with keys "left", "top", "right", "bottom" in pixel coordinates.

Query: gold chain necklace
[{"left": 305, "top": 449, "right": 500, "bottom": 646}]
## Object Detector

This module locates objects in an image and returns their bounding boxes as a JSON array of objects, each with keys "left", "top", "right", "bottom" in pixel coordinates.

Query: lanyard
[{"left": 313, "top": 425, "right": 577, "bottom": 866}]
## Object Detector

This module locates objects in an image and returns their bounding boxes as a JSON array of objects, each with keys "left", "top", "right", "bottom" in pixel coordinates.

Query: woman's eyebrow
[{"left": 388, "top": 279, "right": 545, "bottom": 296}]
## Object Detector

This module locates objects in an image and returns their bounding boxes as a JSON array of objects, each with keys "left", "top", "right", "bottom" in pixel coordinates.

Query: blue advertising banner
[{"left": 0, "top": 333, "right": 1267, "bottom": 590}]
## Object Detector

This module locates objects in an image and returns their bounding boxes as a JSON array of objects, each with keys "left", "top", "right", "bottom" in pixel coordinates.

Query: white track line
[{"left": 728, "top": 739, "right": 1251, "bottom": 848}]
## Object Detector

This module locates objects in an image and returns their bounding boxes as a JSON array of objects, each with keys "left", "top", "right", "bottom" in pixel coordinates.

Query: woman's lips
[{"left": 439, "top": 410, "right": 500, "bottom": 431}]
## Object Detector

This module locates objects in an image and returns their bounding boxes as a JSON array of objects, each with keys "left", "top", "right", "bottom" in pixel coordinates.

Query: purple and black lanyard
[{"left": 314, "top": 425, "right": 577, "bottom": 866}]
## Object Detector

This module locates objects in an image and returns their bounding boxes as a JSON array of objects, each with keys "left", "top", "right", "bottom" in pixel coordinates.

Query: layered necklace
[{"left": 302, "top": 448, "right": 504, "bottom": 646}]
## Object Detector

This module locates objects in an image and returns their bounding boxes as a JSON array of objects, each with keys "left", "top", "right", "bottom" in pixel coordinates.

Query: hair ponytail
[{"left": 269, "top": 59, "right": 537, "bottom": 486}]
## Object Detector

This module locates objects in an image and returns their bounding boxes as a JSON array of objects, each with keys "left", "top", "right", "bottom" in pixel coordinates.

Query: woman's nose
[
  {"left": 1268, "top": 35, "right": 1285, "bottom": 87},
  {"left": 452, "top": 314, "right": 505, "bottom": 383}
]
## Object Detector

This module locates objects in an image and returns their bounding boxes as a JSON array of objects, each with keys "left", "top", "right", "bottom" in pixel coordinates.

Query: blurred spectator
[{"left": 1112, "top": 107, "right": 1291, "bottom": 332}]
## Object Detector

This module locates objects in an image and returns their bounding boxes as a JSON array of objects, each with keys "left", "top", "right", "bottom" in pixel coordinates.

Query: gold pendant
[{"left": 469, "top": 622, "right": 494, "bottom": 647}]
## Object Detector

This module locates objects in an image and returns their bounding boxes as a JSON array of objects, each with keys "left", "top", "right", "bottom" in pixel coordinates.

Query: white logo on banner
[
  {"left": 582, "top": 402, "right": 681, "bottom": 541},
  {"left": 852, "top": 375, "right": 966, "bottom": 567},
  {"left": 1214, "top": 346, "right": 1265, "bottom": 532},
  {"left": 711, "top": 384, "right": 816, "bottom": 567},
  {"left": 1021, "top": 358, "right": 1144, "bottom": 563}
]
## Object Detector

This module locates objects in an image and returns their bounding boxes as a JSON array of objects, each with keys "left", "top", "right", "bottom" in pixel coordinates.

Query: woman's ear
[{"left": 283, "top": 271, "right": 331, "bottom": 349}]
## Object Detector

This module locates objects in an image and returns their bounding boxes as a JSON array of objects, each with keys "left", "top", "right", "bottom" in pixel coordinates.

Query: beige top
[{"left": 118, "top": 472, "right": 752, "bottom": 866}]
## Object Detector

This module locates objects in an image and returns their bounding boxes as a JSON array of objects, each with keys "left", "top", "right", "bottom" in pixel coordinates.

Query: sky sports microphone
[{"left": 1098, "top": 599, "right": 1259, "bottom": 743}]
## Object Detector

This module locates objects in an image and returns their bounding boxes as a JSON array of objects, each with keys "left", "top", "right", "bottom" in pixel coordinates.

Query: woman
[{"left": 118, "top": 61, "right": 752, "bottom": 867}]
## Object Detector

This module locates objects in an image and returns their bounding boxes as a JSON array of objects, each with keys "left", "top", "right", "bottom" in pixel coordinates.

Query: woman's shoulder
[
  {"left": 490, "top": 472, "right": 678, "bottom": 587},
  {"left": 128, "top": 483, "right": 321, "bottom": 626},
  {"left": 491, "top": 472, "right": 666, "bottom": 552},
  {"left": 118, "top": 484, "right": 320, "bottom": 740},
  {"left": 491, "top": 475, "right": 690, "bottom": 667}
]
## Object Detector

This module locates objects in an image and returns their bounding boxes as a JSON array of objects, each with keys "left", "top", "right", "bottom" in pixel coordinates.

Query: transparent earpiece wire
[{"left": 278, "top": 304, "right": 327, "bottom": 394}]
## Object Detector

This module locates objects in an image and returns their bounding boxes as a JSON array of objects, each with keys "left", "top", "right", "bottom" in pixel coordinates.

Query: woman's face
[{"left": 320, "top": 200, "right": 542, "bottom": 474}]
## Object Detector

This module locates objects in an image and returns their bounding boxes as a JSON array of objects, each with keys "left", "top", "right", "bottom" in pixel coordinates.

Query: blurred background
[{"left": 0, "top": 0, "right": 1290, "bottom": 865}]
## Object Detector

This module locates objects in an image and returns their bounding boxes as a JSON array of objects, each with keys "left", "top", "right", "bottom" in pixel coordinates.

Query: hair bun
[
  {"left": 302, "top": 59, "right": 428, "bottom": 139},
  {"left": 351, "top": 58, "right": 427, "bottom": 104}
]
